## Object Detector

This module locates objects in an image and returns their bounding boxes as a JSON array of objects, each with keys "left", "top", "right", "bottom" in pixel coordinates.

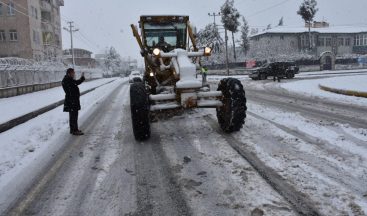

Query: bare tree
[{"left": 297, "top": 0, "right": 318, "bottom": 50}]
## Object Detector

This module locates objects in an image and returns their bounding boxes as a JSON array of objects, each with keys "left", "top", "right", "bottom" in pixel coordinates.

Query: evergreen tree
[
  {"left": 221, "top": 0, "right": 241, "bottom": 61},
  {"left": 240, "top": 17, "right": 250, "bottom": 54},
  {"left": 297, "top": 0, "right": 318, "bottom": 49},
  {"left": 104, "top": 47, "right": 122, "bottom": 75},
  {"left": 278, "top": 17, "right": 284, "bottom": 26},
  {"left": 196, "top": 23, "right": 223, "bottom": 53}
]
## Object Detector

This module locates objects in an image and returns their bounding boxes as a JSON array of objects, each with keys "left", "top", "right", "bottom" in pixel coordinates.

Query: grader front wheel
[
  {"left": 216, "top": 78, "right": 247, "bottom": 133},
  {"left": 130, "top": 82, "right": 151, "bottom": 141}
]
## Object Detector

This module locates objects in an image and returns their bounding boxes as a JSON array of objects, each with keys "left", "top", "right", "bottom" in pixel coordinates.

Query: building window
[
  {"left": 354, "top": 34, "right": 367, "bottom": 46},
  {"left": 8, "top": 1, "right": 15, "bottom": 16},
  {"left": 345, "top": 38, "right": 351, "bottom": 46},
  {"left": 33, "top": 30, "right": 40, "bottom": 44},
  {"left": 301, "top": 34, "right": 316, "bottom": 48},
  {"left": 338, "top": 38, "right": 344, "bottom": 46},
  {"left": 280, "top": 35, "right": 284, "bottom": 40},
  {"left": 318, "top": 37, "right": 325, "bottom": 46},
  {"left": 325, "top": 38, "right": 332, "bottom": 46},
  {"left": 0, "top": 30, "right": 5, "bottom": 41},
  {"left": 0, "top": 3, "right": 3, "bottom": 16},
  {"left": 30, "top": 6, "right": 38, "bottom": 19},
  {"left": 9, "top": 30, "right": 18, "bottom": 41}
]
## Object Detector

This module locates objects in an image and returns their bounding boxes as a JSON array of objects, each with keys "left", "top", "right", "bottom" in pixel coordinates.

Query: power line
[
  {"left": 247, "top": 0, "right": 292, "bottom": 18},
  {"left": 78, "top": 30, "right": 101, "bottom": 49}
]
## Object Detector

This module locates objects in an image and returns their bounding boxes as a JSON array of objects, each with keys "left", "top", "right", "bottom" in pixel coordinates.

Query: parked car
[
  {"left": 249, "top": 62, "right": 299, "bottom": 80},
  {"left": 129, "top": 71, "right": 143, "bottom": 83}
]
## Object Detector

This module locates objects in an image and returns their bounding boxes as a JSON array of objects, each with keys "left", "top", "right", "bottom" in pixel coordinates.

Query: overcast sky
[{"left": 61, "top": 0, "right": 367, "bottom": 62}]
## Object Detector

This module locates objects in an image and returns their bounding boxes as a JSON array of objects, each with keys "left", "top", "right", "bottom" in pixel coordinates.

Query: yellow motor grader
[{"left": 130, "top": 15, "right": 247, "bottom": 140}]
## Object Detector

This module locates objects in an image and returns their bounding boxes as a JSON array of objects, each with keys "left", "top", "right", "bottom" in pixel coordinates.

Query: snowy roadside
[
  {"left": 0, "top": 78, "right": 119, "bottom": 124},
  {"left": 298, "top": 68, "right": 367, "bottom": 76},
  {"left": 0, "top": 79, "right": 126, "bottom": 212},
  {"left": 229, "top": 102, "right": 367, "bottom": 214},
  {"left": 280, "top": 75, "right": 367, "bottom": 106}
]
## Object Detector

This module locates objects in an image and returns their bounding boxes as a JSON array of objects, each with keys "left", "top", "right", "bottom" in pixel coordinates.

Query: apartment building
[{"left": 0, "top": 0, "right": 64, "bottom": 61}]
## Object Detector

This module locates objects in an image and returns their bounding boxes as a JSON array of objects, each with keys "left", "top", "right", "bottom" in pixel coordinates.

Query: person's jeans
[{"left": 69, "top": 110, "right": 79, "bottom": 133}]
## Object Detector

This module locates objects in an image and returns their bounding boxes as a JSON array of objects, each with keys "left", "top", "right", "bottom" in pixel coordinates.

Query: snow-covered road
[{"left": 1, "top": 77, "right": 366, "bottom": 215}]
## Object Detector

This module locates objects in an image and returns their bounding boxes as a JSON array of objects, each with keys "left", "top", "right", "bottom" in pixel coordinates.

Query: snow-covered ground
[
  {"left": 0, "top": 78, "right": 117, "bottom": 124},
  {"left": 280, "top": 75, "right": 367, "bottom": 106},
  {"left": 298, "top": 68, "right": 367, "bottom": 77},
  {"left": 0, "top": 79, "right": 126, "bottom": 211},
  {"left": 231, "top": 102, "right": 367, "bottom": 214}
]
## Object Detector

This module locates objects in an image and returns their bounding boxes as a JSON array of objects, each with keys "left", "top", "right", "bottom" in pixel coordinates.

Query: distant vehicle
[
  {"left": 249, "top": 62, "right": 299, "bottom": 80},
  {"left": 129, "top": 71, "right": 142, "bottom": 83}
]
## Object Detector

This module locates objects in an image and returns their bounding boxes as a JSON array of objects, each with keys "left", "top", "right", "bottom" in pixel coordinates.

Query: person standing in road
[
  {"left": 62, "top": 68, "right": 85, "bottom": 136},
  {"left": 201, "top": 66, "right": 208, "bottom": 83}
]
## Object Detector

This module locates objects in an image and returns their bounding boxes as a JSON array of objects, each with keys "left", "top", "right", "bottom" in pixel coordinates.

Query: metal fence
[{"left": 0, "top": 58, "right": 104, "bottom": 89}]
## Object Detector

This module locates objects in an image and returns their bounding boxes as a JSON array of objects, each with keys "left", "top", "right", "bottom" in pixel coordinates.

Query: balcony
[
  {"left": 58, "top": 0, "right": 64, "bottom": 6},
  {"left": 40, "top": 1, "right": 52, "bottom": 11},
  {"left": 41, "top": 22, "right": 53, "bottom": 32}
]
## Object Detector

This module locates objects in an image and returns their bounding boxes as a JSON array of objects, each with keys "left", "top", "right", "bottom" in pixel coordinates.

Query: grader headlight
[
  {"left": 204, "top": 47, "right": 212, "bottom": 56},
  {"left": 153, "top": 48, "right": 161, "bottom": 57}
]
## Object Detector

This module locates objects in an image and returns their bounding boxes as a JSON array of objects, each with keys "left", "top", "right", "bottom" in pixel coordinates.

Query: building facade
[
  {"left": 249, "top": 22, "right": 367, "bottom": 60},
  {"left": 63, "top": 48, "right": 97, "bottom": 68},
  {"left": 0, "top": 0, "right": 64, "bottom": 61}
]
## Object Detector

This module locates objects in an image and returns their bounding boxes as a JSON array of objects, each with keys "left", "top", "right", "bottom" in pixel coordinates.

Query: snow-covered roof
[
  {"left": 140, "top": 15, "right": 188, "bottom": 17},
  {"left": 251, "top": 25, "right": 367, "bottom": 37}
]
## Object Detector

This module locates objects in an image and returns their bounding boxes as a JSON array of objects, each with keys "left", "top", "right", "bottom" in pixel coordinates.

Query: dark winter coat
[{"left": 62, "top": 75, "right": 85, "bottom": 112}]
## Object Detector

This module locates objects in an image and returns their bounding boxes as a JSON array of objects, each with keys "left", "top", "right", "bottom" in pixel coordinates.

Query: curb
[
  {"left": 0, "top": 80, "right": 117, "bottom": 133},
  {"left": 319, "top": 84, "right": 367, "bottom": 98}
]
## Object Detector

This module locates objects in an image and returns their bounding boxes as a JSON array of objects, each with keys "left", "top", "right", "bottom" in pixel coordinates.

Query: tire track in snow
[
  {"left": 204, "top": 115, "right": 321, "bottom": 216},
  {"left": 247, "top": 91, "right": 367, "bottom": 129},
  {"left": 122, "top": 92, "right": 191, "bottom": 216},
  {"left": 247, "top": 111, "right": 367, "bottom": 197}
]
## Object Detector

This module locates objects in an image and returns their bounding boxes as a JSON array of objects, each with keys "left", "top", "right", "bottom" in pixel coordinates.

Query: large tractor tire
[
  {"left": 260, "top": 73, "right": 267, "bottom": 80},
  {"left": 130, "top": 82, "right": 150, "bottom": 140},
  {"left": 216, "top": 78, "right": 247, "bottom": 133}
]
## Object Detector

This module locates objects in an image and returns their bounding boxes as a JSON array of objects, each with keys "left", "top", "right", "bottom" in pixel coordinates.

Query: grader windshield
[{"left": 141, "top": 16, "right": 189, "bottom": 52}]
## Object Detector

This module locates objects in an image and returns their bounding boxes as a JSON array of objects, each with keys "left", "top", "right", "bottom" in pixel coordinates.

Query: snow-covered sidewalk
[
  {"left": 0, "top": 79, "right": 126, "bottom": 212},
  {"left": 298, "top": 68, "right": 367, "bottom": 76},
  {"left": 280, "top": 75, "right": 367, "bottom": 106},
  {"left": 0, "top": 78, "right": 117, "bottom": 124}
]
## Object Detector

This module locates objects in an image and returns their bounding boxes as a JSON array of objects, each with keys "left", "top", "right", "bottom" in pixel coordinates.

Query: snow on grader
[{"left": 130, "top": 15, "right": 247, "bottom": 140}]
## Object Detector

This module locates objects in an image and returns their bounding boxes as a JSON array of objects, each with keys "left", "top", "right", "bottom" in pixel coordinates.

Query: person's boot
[{"left": 72, "top": 130, "right": 84, "bottom": 136}]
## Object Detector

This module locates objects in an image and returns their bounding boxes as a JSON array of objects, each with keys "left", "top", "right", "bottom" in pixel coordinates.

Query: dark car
[{"left": 249, "top": 62, "right": 299, "bottom": 80}]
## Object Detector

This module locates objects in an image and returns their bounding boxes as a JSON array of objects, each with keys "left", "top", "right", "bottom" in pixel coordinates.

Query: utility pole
[
  {"left": 209, "top": 12, "right": 229, "bottom": 75},
  {"left": 225, "top": 29, "right": 229, "bottom": 76},
  {"left": 63, "top": 21, "right": 79, "bottom": 68},
  {"left": 208, "top": 12, "right": 221, "bottom": 26}
]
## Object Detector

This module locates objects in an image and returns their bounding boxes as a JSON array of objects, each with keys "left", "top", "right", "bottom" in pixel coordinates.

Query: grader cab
[{"left": 130, "top": 15, "right": 247, "bottom": 140}]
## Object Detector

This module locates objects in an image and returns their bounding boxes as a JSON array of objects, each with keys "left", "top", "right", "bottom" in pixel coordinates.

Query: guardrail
[
  {"left": 0, "top": 58, "right": 104, "bottom": 89},
  {"left": 0, "top": 79, "right": 117, "bottom": 133},
  {"left": 0, "top": 78, "right": 100, "bottom": 99}
]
